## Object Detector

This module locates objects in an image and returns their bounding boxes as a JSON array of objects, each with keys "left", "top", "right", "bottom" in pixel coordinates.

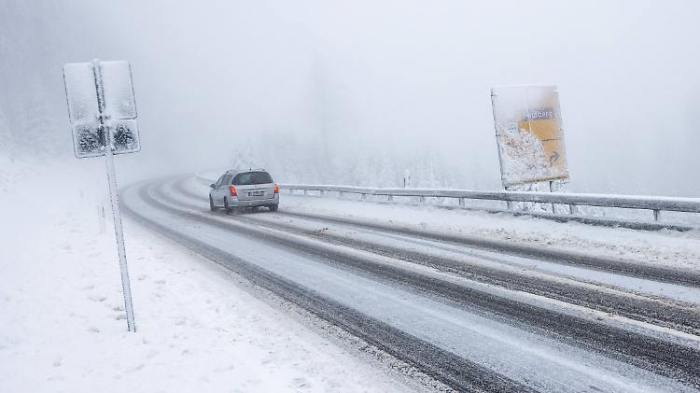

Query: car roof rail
[{"left": 227, "top": 167, "right": 266, "bottom": 173}]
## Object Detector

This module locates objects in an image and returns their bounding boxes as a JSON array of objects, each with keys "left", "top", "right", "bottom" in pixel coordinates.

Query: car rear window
[{"left": 232, "top": 171, "right": 273, "bottom": 185}]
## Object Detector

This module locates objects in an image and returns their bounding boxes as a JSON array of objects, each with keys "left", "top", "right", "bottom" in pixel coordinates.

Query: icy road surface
[{"left": 116, "top": 175, "right": 700, "bottom": 393}]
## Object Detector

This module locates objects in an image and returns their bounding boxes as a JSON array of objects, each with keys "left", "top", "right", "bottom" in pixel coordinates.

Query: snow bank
[{"left": 276, "top": 193, "right": 700, "bottom": 272}]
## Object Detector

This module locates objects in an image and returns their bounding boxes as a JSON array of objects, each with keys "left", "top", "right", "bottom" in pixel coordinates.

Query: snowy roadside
[
  {"left": 190, "top": 172, "right": 700, "bottom": 271},
  {"left": 0, "top": 162, "right": 412, "bottom": 393},
  {"left": 274, "top": 193, "right": 700, "bottom": 272}
]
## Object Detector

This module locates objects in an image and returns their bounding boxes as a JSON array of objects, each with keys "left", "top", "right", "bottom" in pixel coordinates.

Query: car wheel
[
  {"left": 209, "top": 196, "right": 217, "bottom": 211},
  {"left": 269, "top": 204, "right": 278, "bottom": 212}
]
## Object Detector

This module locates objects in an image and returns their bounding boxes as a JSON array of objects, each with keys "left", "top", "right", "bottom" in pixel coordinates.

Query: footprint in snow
[
  {"left": 88, "top": 295, "right": 107, "bottom": 303},
  {"left": 291, "top": 377, "right": 310, "bottom": 389}
]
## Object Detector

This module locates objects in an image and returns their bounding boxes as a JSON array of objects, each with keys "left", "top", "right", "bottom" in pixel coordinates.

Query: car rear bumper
[{"left": 229, "top": 195, "right": 279, "bottom": 208}]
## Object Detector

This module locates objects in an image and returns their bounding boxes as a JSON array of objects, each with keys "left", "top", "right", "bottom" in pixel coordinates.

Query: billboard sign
[{"left": 491, "top": 85, "right": 569, "bottom": 187}]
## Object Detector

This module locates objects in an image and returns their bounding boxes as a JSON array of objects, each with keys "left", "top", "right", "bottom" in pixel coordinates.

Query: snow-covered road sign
[
  {"left": 64, "top": 60, "right": 140, "bottom": 158},
  {"left": 491, "top": 85, "right": 569, "bottom": 188},
  {"left": 62, "top": 59, "right": 138, "bottom": 333}
]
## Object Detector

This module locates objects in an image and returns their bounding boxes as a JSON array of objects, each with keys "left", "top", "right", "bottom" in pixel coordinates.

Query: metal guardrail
[
  {"left": 193, "top": 172, "right": 699, "bottom": 230},
  {"left": 280, "top": 184, "right": 700, "bottom": 223}
]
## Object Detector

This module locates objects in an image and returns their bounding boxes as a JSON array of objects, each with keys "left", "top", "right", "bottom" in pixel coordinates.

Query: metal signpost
[{"left": 63, "top": 59, "right": 140, "bottom": 332}]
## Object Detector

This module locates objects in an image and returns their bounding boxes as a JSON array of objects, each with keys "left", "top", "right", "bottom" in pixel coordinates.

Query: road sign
[
  {"left": 64, "top": 61, "right": 140, "bottom": 158},
  {"left": 491, "top": 85, "right": 569, "bottom": 188},
  {"left": 63, "top": 59, "right": 139, "bottom": 332}
]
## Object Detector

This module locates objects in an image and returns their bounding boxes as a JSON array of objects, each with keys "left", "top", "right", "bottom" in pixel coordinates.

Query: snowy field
[{"left": 0, "top": 162, "right": 412, "bottom": 393}]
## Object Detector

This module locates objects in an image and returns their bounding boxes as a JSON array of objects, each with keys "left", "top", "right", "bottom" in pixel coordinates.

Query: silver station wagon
[{"left": 209, "top": 169, "right": 279, "bottom": 213}]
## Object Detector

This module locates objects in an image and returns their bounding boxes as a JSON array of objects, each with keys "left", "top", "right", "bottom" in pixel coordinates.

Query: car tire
[
  {"left": 269, "top": 204, "right": 278, "bottom": 212},
  {"left": 209, "top": 196, "right": 217, "bottom": 211}
]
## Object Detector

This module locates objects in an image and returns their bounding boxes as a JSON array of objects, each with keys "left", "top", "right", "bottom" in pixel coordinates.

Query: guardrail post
[
  {"left": 569, "top": 204, "right": 576, "bottom": 215},
  {"left": 339, "top": 191, "right": 343, "bottom": 198},
  {"left": 361, "top": 193, "right": 366, "bottom": 201},
  {"left": 458, "top": 198, "right": 465, "bottom": 207},
  {"left": 319, "top": 190, "right": 324, "bottom": 197},
  {"left": 419, "top": 196, "right": 425, "bottom": 203},
  {"left": 388, "top": 195, "right": 393, "bottom": 202},
  {"left": 303, "top": 189, "right": 308, "bottom": 196},
  {"left": 653, "top": 209, "right": 661, "bottom": 222}
]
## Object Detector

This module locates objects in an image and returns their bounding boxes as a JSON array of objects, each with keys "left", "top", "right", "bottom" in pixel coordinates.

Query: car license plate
[{"left": 248, "top": 190, "right": 264, "bottom": 197}]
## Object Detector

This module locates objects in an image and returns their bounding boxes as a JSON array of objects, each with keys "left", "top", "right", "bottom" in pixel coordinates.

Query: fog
[{"left": 2, "top": 0, "right": 699, "bottom": 195}]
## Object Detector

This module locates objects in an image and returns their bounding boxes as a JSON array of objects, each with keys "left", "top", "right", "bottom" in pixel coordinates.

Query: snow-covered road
[{"left": 121, "top": 175, "right": 700, "bottom": 393}]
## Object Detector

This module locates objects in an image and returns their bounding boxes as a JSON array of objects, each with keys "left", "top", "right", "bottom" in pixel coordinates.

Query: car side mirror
[{"left": 210, "top": 183, "right": 216, "bottom": 189}]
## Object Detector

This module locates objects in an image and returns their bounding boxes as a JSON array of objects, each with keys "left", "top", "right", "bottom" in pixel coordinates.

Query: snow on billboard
[{"left": 491, "top": 85, "right": 569, "bottom": 187}]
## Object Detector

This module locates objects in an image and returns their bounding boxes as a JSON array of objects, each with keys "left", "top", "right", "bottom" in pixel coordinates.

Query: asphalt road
[{"left": 121, "top": 175, "right": 700, "bottom": 393}]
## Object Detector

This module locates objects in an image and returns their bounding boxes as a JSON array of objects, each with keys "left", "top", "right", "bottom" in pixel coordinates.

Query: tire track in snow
[
  {"left": 174, "top": 176, "right": 700, "bottom": 287},
  {"left": 122, "top": 179, "right": 535, "bottom": 393},
  {"left": 174, "top": 175, "right": 700, "bottom": 335}
]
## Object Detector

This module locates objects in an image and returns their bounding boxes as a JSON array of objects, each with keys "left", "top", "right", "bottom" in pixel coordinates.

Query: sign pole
[
  {"left": 549, "top": 180, "right": 556, "bottom": 213},
  {"left": 92, "top": 59, "right": 137, "bottom": 332},
  {"left": 104, "top": 132, "right": 136, "bottom": 332},
  {"left": 490, "top": 90, "right": 509, "bottom": 191}
]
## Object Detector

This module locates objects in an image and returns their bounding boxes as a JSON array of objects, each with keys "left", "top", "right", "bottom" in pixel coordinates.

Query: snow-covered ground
[
  {"left": 275, "top": 192, "right": 700, "bottom": 272},
  {"left": 0, "top": 162, "right": 412, "bottom": 393}
]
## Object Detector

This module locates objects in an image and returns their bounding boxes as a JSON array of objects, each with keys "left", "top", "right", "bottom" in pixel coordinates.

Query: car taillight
[
  {"left": 274, "top": 184, "right": 279, "bottom": 194},
  {"left": 229, "top": 186, "right": 237, "bottom": 196}
]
